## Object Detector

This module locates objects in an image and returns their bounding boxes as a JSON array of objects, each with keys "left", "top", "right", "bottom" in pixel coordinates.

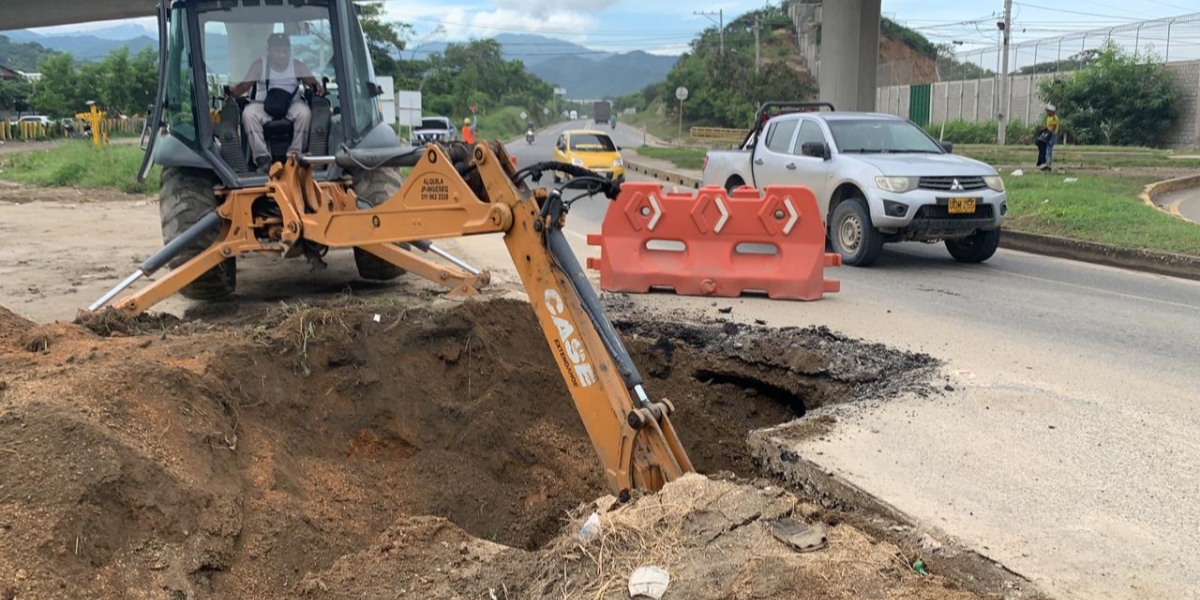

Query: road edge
[
  {"left": 1141, "top": 174, "right": 1200, "bottom": 224},
  {"left": 626, "top": 156, "right": 1200, "bottom": 281},
  {"left": 747, "top": 424, "right": 1047, "bottom": 599},
  {"left": 999, "top": 230, "right": 1200, "bottom": 281}
]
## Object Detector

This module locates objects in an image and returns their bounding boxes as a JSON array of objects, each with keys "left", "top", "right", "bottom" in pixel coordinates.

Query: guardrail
[
  {"left": 690, "top": 127, "right": 749, "bottom": 141},
  {"left": 0, "top": 118, "right": 147, "bottom": 142}
]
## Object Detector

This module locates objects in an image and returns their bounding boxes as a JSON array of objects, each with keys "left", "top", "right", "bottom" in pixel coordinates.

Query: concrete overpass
[{"left": 3, "top": 0, "right": 883, "bottom": 112}]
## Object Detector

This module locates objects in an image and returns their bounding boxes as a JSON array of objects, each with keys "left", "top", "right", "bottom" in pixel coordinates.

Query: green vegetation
[
  {"left": 1003, "top": 174, "right": 1200, "bottom": 256},
  {"left": 959, "top": 144, "right": 1200, "bottom": 170},
  {"left": 616, "top": 4, "right": 815, "bottom": 130},
  {"left": 477, "top": 106, "right": 537, "bottom": 141},
  {"left": 1039, "top": 43, "right": 1180, "bottom": 147},
  {"left": 0, "top": 34, "right": 56, "bottom": 72},
  {"left": 636, "top": 146, "right": 706, "bottom": 170},
  {"left": 881, "top": 18, "right": 937, "bottom": 59},
  {"left": 9, "top": 48, "right": 159, "bottom": 118},
  {"left": 925, "top": 120, "right": 1040, "bottom": 145},
  {"left": 0, "top": 143, "right": 157, "bottom": 193}
]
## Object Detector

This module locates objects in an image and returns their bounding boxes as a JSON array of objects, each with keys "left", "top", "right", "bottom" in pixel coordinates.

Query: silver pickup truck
[{"left": 702, "top": 104, "right": 1008, "bottom": 266}]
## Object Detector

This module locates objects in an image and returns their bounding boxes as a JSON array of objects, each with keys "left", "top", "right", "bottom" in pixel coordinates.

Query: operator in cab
[
  {"left": 462, "top": 117, "right": 477, "bottom": 145},
  {"left": 227, "top": 33, "right": 325, "bottom": 173}
]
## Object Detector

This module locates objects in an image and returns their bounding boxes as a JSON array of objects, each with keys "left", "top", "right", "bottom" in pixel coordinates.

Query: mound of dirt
[
  {"left": 301, "top": 474, "right": 979, "bottom": 600},
  {"left": 0, "top": 297, "right": 941, "bottom": 600}
]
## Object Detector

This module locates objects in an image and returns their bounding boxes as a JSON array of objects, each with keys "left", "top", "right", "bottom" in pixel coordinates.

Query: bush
[
  {"left": 1038, "top": 42, "right": 1179, "bottom": 147},
  {"left": 925, "top": 119, "right": 1036, "bottom": 145}
]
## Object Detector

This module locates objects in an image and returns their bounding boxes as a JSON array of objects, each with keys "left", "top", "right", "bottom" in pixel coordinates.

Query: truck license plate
[{"left": 948, "top": 198, "right": 976, "bottom": 214}]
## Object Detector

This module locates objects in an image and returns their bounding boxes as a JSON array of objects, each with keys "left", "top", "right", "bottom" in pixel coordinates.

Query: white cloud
[{"left": 494, "top": 0, "right": 619, "bottom": 19}]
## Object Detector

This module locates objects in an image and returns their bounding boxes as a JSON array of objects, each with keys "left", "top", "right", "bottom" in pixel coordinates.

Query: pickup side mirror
[
  {"left": 940, "top": 141, "right": 954, "bottom": 154},
  {"left": 801, "top": 141, "right": 830, "bottom": 160},
  {"left": 367, "top": 82, "right": 384, "bottom": 98}
]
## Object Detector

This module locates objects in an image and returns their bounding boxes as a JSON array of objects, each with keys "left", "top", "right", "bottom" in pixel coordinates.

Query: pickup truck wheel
[
  {"left": 724, "top": 177, "right": 746, "bottom": 195},
  {"left": 945, "top": 228, "right": 1001, "bottom": 263},
  {"left": 831, "top": 199, "right": 884, "bottom": 266}
]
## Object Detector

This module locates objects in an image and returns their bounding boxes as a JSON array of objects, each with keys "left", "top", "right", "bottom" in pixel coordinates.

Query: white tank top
[{"left": 254, "top": 57, "right": 299, "bottom": 101}]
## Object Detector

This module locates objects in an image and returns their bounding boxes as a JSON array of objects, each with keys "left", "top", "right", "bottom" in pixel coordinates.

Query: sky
[{"left": 20, "top": 0, "right": 1199, "bottom": 60}]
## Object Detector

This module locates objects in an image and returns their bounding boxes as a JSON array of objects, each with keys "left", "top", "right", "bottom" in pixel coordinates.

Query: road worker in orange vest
[{"left": 462, "top": 117, "right": 477, "bottom": 145}]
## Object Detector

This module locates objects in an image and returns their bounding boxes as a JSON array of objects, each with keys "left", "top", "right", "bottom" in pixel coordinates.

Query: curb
[
  {"left": 999, "top": 229, "right": 1200, "bottom": 281},
  {"left": 1140, "top": 174, "right": 1200, "bottom": 224},
  {"left": 624, "top": 157, "right": 701, "bottom": 189}
]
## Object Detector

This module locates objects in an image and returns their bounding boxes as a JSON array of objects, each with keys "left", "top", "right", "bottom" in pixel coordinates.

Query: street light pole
[{"left": 997, "top": 0, "right": 1013, "bottom": 145}]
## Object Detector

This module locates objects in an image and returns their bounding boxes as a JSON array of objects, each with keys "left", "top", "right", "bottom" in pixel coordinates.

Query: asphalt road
[
  {"left": 500, "top": 121, "right": 1200, "bottom": 600},
  {"left": 1156, "top": 186, "right": 1200, "bottom": 223}
]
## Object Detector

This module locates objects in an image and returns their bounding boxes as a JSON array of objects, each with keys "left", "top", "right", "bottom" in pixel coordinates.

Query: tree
[
  {"left": 356, "top": 2, "right": 412, "bottom": 79},
  {"left": 1038, "top": 43, "right": 1179, "bottom": 147},
  {"left": 31, "top": 52, "right": 76, "bottom": 117},
  {"left": 0, "top": 78, "right": 33, "bottom": 114}
]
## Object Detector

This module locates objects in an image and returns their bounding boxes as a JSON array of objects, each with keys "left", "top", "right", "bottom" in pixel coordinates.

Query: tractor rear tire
[
  {"left": 352, "top": 167, "right": 407, "bottom": 281},
  {"left": 159, "top": 167, "right": 236, "bottom": 300}
]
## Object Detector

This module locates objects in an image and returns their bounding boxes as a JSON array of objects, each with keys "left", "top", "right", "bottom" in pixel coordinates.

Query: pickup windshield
[
  {"left": 420, "top": 118, "right": 450, "bottom": 130},
  {"left": 827, "top": 119, "right": 944, "bottom": 154}
]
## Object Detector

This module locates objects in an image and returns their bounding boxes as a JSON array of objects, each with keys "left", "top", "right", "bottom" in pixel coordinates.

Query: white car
[
  {"left": 11, "top": 115, "right": 53, "bottom": 127},
  {"left": 703, "top": 103, "right": 1008, "bottom": 266}
]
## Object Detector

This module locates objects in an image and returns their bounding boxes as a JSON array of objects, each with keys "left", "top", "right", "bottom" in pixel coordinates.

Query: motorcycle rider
[{"left": 525, "top": 120, "right": 535, "bottom": 143}]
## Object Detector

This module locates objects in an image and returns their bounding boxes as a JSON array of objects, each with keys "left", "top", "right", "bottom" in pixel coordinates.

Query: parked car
[
  {"left": 410, "top": 116, "right": 456, "bottom": 145},
  {"left": 702, "top": 102, "right": 1008, "bottom": 266},
  {"left": 10, "top": 115, "right": 53, "bottom": 127},
  {"left": 553, "top": 130, "right": 625, "bottom": 183}
]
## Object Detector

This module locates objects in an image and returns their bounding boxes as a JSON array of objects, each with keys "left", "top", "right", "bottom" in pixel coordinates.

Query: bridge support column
[{"left": 818, "top": 0, "right": 882, "bottom": 112}]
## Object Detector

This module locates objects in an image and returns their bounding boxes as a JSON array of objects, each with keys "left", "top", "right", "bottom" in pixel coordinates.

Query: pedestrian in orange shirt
[{"left": 461, "top": 117, "right": 477, "bottom": 145}]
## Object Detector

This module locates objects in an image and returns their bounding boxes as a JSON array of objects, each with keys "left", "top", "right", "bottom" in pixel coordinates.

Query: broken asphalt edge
[
  {"left": 626, "top": 157, "right": 1200, "bottom": 282},
  {"left": 747, "top": 422, "right": 1047, "bottom": 599}
]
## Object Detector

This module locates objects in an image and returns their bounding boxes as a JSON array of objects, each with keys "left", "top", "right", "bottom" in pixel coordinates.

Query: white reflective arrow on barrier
[
  {"left": 782, "top": 197, "right": 799, "bottom": 235},
  {"left": 714, "top": 196, "right": 730, "bottom": 233},
  {"left": 648, "top": 194, "right": 663, "bottom": 231}
]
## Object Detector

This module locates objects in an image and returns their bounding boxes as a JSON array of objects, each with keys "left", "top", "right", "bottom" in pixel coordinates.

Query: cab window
[
  {"left": 764, "top": 118, "right": 798, "bottom": 154},
  {"left": 791, "top": 120, "right": 827, "bottom": 155}
]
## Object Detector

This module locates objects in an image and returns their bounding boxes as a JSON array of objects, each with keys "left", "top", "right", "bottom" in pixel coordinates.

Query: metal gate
[{"left": 908, "top": 84, "right": 931, "bottom": 127}]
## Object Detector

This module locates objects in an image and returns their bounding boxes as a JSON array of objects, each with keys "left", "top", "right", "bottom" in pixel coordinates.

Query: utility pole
[
  {"left": 755, "top": 16, "right": 762, "bottom": 75},
  {"left": 694, "top": 10, "right": 724, "bottom": 56},
  {"left": 997, "top": 0, "right": 1013, "bottom": 145}
]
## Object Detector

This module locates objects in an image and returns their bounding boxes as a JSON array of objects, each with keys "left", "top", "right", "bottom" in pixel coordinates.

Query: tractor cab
[{"left": 139, "top": 0, "right": 398, "bottom": 187}]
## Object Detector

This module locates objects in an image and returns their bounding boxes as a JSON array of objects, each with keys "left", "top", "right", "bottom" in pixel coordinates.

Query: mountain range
[
  {"left": 3, "top": 26, "right": 156, "bottom": 62},
  {"left": 0, "top": 25, "right": 676, "bottom": 100}
]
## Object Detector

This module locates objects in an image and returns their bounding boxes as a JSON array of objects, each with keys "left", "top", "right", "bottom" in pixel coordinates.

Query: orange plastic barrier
[{"left": 587, "top": 183, "right": 840, "bottom": 301}]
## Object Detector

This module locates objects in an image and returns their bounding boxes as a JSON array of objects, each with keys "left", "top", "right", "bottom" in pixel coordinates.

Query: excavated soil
[{"left": 0, "top": 297, "right": 959, "bottom": 600}]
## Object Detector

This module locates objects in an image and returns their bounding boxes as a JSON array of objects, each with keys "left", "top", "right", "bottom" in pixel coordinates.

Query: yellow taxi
[{"left": 553, "top": 129, "right": 626, "bottom": 183}]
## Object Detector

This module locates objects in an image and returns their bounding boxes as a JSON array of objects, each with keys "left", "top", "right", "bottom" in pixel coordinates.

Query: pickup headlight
[
  {"left": 875, "top": 176, "right": 918, "bottom": 194},
  {"left": 613, "top": 158, "right": 624, "bottom": 168},
  {"left": 571, "top": 157, "right": 585, "bottom": 167},
  {"left": 984, "top": 175, "right": 1006, "bottom": 192}
]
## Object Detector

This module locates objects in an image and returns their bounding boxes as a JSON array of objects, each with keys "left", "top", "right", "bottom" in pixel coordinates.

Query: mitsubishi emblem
[{"left": 951, "top": 178, "right": 964, "bottom": 191}]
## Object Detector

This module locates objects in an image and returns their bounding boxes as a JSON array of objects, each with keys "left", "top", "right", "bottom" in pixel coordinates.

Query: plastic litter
[
  {"left": 1064, "top": 178, "right": 1079, "bottom": 183},
  {"left": 578, "top": 511, "right": 601, "bottom": 543},
  {"left": 913, "top": 559, "right": 929, "bottom": 576},
  {"left": 1011, "top": 169, "right": 1024, "bottom": 177},
  {"left": 770, "top": 518, "right": 828, "bottom": 553},
  {"left": 373, "top": 314, "right": 382, "bottom": 323},
  {"left": 628, "top": 566, "right": 670, "bottom": 599}
]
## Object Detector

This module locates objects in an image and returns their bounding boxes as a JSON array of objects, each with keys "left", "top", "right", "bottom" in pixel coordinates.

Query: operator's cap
[
  {"left": 464, "top": 117, "right": 471, "bottom": 125},
  {"left": 1046, "top": 104, "right": 1056, "bottom": 112},
  {"left": 268, "top": 33, "right": 291, "bottom": 47}
]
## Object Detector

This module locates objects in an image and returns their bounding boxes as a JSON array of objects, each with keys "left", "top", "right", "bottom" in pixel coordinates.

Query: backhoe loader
[
  {"left": 85, "top": 0, "right": 696, "bottom": 495},
  {"left": 135, "top": 0, "right": 488, "bottom": 299}
]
